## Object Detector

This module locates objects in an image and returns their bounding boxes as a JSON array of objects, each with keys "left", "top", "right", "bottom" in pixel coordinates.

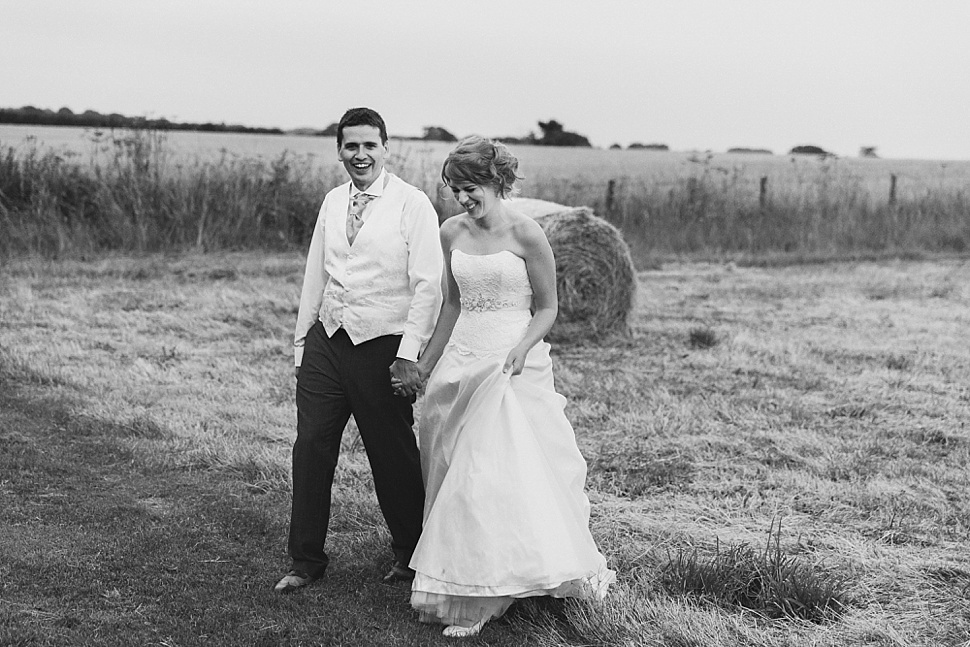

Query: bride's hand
[
  {"left": 503, "top": 346, "right": 527, "bottom": 376},
  {"left": 418, "top": 360, "right": 432, "bottom": 389},
  {"left": 416, "top": 360, "right": 433, "bottom": 386}
]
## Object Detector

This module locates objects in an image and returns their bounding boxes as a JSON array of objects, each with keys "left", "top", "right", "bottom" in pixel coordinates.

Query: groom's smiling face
[{"left": 339, "top": 125, "right": 388, "bottom": 191}]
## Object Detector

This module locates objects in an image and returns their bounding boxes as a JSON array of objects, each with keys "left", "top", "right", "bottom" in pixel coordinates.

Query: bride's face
[{"left": 448, "top": 180, "right": 502, "bottom": 220}]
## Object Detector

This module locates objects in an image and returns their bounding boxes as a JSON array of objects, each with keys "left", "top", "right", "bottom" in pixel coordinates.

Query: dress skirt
[{"left": 409, "top": 307, "right": 614, "bottom": 628}]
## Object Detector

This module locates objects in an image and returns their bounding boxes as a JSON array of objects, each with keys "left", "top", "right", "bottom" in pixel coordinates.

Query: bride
[{"left": 393, "top": 136, "right": 615, "bottom": 638}]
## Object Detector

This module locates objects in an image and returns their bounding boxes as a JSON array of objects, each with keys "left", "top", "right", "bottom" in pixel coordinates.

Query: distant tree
[
  {"left": 609, "top": 143, "right": 622, "bottom": 150},
  {"left": 859, "top": 146, "right": 879, "bottom": 158},
  {"left": 289, "top": 123, "right": 338, "bottom": 137},
  {"left": 535, "top": 120, "right": 591, "bottom": 147},
  {"left": 538, "top": 120, "right": 563, "bottom": 137},
  {"left": 421, "top": 126, "right": 457, "bottom": 142},
  {"left": 53, "top": 107, "right": 76, "bottom": 126},
  {"left": 727, "top": 147, "right": 773, "bottom": 155},
  {"left": 628, "top": 142, "right": 669, "bottom": 151},
  {"left": 789, "top": 144, "right": 831, "bottom": 156},
  {"left": 494, "top": 132, "right": 538, "bottom": 145}
]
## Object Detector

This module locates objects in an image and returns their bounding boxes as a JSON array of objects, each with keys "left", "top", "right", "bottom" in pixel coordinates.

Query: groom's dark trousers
[{"left": 288, "top": 322, "right": 425, "bottom": 578}]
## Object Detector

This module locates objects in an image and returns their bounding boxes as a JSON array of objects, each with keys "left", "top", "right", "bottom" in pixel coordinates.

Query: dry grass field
[{"left": 2, "top": 252, "right": 968, "bottom": 646}]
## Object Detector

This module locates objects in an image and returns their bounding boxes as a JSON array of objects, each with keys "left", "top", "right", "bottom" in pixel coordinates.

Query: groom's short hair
[{"left": 337, "top": 107, "right": 388, "bottom": 147}]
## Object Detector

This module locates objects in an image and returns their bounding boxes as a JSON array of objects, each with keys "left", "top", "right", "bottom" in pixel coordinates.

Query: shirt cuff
[
  {"left": 396, "top": 337, "right": 421, "bottom": 363},
  {"left": 294, "top": 345, "right": 305, "bottom": 367}
]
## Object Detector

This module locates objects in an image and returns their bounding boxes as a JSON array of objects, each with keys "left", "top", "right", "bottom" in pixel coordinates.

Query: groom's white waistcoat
[{"left": 294, "top": 170, "right": 443, "bottom": 366}]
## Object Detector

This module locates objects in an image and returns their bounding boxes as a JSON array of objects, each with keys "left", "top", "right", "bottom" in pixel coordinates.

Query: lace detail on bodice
[
  {"left": 453, "top": 249, "right": 533, "bottom": 311},
  {"left": 460, "top": 293, "right": 533, "bottom": 312},
  {"left": 449, "top": 250, "right": 534, "bottom": 357}
]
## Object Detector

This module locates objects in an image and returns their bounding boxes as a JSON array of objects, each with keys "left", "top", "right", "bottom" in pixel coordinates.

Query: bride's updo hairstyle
[{"left": 441, "top": 135, "right": 522, "bottom": 199}]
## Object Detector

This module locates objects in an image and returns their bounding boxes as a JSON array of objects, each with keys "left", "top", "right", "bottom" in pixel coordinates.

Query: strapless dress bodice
[{"left": 449, "top": 250, "right": 534, "bottom": 356}]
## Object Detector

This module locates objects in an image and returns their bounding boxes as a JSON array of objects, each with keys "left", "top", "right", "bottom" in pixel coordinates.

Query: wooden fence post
[
  {"left": 889, "top": 174, "right": 897, "bottom": 205},
  {"left": 759, "top": 176, "right": 768, "bottom": 208},
  {"left": 606, "top": 179, "right": 616, "bottom": 215}
]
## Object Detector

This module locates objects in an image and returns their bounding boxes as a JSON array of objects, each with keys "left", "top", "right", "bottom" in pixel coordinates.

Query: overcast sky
[{"left": 2, "top": 0, "right": 968, "bottom": 160}]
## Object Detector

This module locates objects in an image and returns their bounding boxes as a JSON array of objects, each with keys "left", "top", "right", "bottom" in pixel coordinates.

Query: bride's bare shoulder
[
  {"left": 506, "top": 210, "right": 547, "bottom": 246},
  {"left": 440, "top": 213, "right": 470, "bottom": 238}
]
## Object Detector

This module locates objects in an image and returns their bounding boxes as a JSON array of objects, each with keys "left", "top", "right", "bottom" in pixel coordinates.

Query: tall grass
[
  {"left": 0, "top": 130, "right": 340, "bottom": 257},
  {"left": 2, "top": 130, "right": 969, "bottom": 263},
  {"left": 529, "top": 153, "right": 970, "bottom": 264}
]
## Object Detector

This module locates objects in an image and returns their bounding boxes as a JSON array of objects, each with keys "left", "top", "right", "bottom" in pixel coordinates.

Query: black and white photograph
[{"left": 1, "top": 1, "right": 969, "bottom": 645}]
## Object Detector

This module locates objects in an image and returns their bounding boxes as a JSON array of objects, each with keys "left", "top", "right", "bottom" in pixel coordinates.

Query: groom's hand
[{"left": 389, "top": 358, "right": 421, "bottom": 397}]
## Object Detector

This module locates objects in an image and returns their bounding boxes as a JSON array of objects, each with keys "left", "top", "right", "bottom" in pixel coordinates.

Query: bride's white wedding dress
[{"left": 409, "top": 249, "right": 615, "bottom": 630}]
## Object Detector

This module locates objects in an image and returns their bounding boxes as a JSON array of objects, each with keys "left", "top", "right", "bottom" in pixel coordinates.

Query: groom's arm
[
  {"left": 397, "top": 189, "right": 444, "bottom": 362},
  {"left": 293, "top": 194, "right": 332, "bottom": 371}
]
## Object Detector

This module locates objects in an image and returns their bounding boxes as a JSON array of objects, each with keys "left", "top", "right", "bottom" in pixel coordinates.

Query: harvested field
[{"left": 2, "top": 252, "right": 968, "bottom": 645}]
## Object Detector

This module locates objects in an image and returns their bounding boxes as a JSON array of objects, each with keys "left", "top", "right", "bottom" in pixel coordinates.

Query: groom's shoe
[
  {"left": 273, "top": 570, "right": 316, "bottom": 594},
  {"left": 381, "top": 562, "right": 415, "bottom": 585}
]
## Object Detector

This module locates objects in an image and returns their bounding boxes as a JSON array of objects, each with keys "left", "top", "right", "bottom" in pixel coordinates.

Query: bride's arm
[
  {"left": 415, "top": 220, "right": 463, "bottom": 382},
  {"left": 504, "top": 218, "right": 558, "bottom": 375}
]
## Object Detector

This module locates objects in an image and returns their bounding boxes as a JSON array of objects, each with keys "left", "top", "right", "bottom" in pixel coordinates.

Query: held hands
[
  {"left": 390, "top": 347, "right": 526, "bottom": 397},
  {"left": 416, "top": 359, "right": 433, "bottom": 386},
  {"left": 503, "top": 345, "right": 528, "bottom": 376},
  {"left": 389, "top": 358, "right": 424, "bottom": 398}
]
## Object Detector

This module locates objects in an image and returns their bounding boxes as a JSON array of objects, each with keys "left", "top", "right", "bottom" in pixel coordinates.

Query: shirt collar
[{"left": 353, "top": 168, "right": 387, "bottom": 197}]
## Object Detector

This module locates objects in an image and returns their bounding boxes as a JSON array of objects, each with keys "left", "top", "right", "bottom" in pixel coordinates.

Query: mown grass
[
  {"left": 2, "top": 253, "right": 969, "bottom": 645},
  {"left": 2, "top": 130, "right": 969, "bottom": 267}
]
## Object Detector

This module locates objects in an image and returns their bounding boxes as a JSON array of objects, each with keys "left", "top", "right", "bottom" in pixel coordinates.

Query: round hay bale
[
  {"left": 510, "top": 198, "right": 636, "bottom": 339},
  {"left": 507, "top": 197, "right": 568, "bottom": 219}
]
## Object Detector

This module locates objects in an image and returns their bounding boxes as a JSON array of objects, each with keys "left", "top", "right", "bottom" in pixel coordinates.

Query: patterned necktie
[{"left": 346, "top": 192, "right": 376, "bottom": 245}]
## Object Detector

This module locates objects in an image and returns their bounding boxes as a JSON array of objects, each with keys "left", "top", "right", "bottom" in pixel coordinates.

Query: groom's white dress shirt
[{"left": 294, "top": 169, "right": 443, "bottom": 366}]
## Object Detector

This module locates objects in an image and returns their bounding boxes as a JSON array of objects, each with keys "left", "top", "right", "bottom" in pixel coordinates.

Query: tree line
[
  {"left": 0, "top": 106, "right": 284, "bottom": 135},
  {"left": 1, "top": 106, "right": 599, "bottom": 147},
  {"left": 2, "top": 106, "right": 846, "bottom": 154}
]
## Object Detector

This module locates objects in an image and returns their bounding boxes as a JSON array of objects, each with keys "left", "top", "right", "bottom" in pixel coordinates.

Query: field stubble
[{"left": 1, "top": 252, "right": 969, "bottom": 645}]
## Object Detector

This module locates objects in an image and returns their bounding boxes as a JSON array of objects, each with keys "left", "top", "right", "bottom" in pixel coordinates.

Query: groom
[{"left": 275, "top": 107, "right": 443, "bottom": 593}]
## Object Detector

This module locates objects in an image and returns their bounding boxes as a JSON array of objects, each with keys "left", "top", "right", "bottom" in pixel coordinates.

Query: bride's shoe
[{"left": 442, "top": 620, "right": 486, "bottom": 638}]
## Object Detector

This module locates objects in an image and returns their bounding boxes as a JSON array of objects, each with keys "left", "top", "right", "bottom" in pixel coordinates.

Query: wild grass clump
[
  {"left": 662, "top": 521, "right": 852, "bottom": 623},
  {"left": 885, "top": 353, "right": 913, "bottom": 371},
  {"left": 688, "top": 325, "right": 719, "bottom": 349},
  {"left": 0, "top": 130, "right": 341, "bottom": 257}
]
